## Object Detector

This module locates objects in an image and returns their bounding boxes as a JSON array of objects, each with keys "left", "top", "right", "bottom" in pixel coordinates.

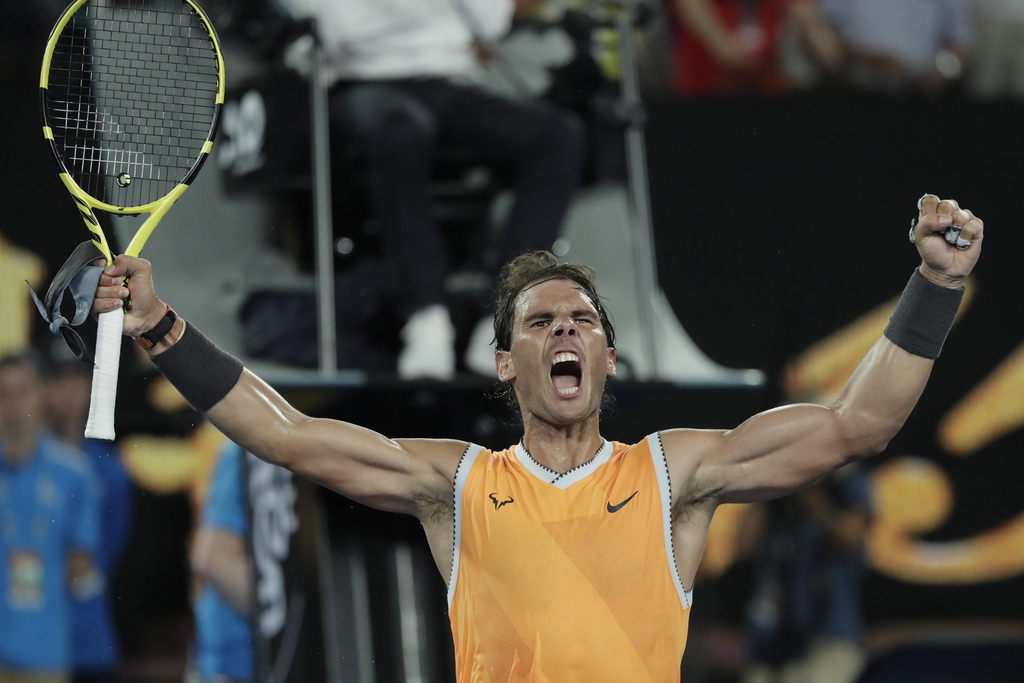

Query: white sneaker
[
  {"left": 397, "top": 305, "right": 456, "bottom": 381},
  {"left": 464, "top": 316, "right": 498, "bottom": 378}
]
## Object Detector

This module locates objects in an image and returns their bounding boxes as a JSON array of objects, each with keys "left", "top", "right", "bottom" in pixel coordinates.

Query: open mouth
[{"left": 550, "top": 351, "right": 582, "bottom": 396}]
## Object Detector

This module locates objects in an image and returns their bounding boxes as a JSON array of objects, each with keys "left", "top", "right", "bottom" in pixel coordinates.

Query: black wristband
[
  {"left": 150, "top": 322, "right": 244, "bottom": 413},
  {"left": 883, "top": 268, "right": 964, "bottom": 359},
  {"left": 138, "top": 308, "right": 177, "bottom": 348}
]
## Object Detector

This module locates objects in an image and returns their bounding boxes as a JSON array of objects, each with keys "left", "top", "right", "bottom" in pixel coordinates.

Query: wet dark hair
[
  {"left": 492, "top": 251, "right": 616, "bottom": 352},
  {"left": 488, "top": 251, "right": 616, "bottom": 416}
]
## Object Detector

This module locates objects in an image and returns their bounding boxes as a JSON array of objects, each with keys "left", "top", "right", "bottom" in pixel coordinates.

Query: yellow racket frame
[
  {"left": 40, "top": 0, "right": 226, "bottom": 263},
  {"left": 39, "top": 0, "right": 226, "bottom": 440}
]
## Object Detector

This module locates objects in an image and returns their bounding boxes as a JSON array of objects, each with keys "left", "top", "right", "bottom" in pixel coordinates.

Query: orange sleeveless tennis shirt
[{"left": 448, "top": 435, "right": 693, "bottom": 682}]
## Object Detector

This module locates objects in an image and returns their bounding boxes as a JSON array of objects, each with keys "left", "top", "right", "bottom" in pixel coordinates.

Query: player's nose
[{"left": 552, "top": 318, "right": 577, "bottom": 337}]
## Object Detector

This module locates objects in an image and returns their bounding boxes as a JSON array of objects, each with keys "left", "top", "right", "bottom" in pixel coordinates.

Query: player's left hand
[{"left": 912, "top": 194, "right": 983, "bottom": 289}]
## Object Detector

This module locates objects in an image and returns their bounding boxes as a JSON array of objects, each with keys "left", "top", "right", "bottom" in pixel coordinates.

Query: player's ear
[
  {"left": 606, "top": 348, "right": 617, "bottom": 378},
  {"left": 497, "top": 350, "right": 515, "bottom": 382}
]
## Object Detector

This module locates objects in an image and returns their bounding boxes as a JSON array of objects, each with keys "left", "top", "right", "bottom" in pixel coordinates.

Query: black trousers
[{"left": 331, "top": 77, "right": 585, "bottom": 318}]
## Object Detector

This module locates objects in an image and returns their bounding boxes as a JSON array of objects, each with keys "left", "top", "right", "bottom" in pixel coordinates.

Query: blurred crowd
[
  {"left": 213, "top": 0, "right": 1021, "bottom": 385},
  {"left": 657, "top": 0, "right": 1023, "bottom": 101}
]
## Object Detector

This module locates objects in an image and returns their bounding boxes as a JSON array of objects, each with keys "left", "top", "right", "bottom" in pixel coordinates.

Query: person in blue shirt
[
  {"left": 43, "top": 361, "right": 134, "bottom": 683},
  {"left": 190, "top": 440, "right": 254, "bottom": 683},
  {"left": 0, "top": 353, "right": 101, "bottom": 683}
]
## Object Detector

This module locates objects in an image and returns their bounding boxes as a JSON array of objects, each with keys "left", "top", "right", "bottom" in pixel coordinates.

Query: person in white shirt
[{"left": 284, "top": 0, "right": 586, "bottom": 380}]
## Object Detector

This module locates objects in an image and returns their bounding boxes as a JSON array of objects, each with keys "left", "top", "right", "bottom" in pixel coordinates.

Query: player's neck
[{"left": 520, "top": 415, "right": 603, "bottom": 474}]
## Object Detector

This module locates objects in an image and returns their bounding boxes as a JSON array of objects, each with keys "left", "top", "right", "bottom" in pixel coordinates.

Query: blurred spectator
[
  {"left": 966, "top": 0, "right": 1024, "bottom": 101},
  {"left": 0, "top": 353, "right": 100, "bottom": 683},
  {"left": 742, "top": 465, "right": 872, "bottom": 683},
  {"left": 819, "top": 0, "right": 972, "bottom": 97},
  {"left": 0, "top": 233, "right": 46, "bottom": 359},
  {"left": 188, "top": 440, "right": 253, "bottom": 683},
  {"left": 668, "top": 0, "right": 842, "bottom": 96},
  {"left": 281, "top": 0, "right": 586, "bottom": 380},
  {"left": 43, "top": 362, "right": 133, "bottom": 683}
]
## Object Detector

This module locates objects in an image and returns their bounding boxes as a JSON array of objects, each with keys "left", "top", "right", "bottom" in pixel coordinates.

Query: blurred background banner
[
  {"left": 244, "top": 454, "right": 331, "bottom": 683},
  {"left": 641, "top": 95, "right": 1024, "bottom": 618}
]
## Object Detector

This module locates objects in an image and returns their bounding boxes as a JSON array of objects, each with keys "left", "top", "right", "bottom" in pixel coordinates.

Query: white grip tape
[{"left": 85, "top": 307, "right": 124, "bottom": 441}]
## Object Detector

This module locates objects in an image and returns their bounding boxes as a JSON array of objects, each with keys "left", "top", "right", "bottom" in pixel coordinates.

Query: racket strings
[{"left": 45, "top": 0, "right": 220, "bottom": 208}]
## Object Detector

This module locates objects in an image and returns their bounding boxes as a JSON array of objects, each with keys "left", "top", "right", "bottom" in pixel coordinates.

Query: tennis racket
[{"left": 40, "top": 0, "right": 225, "bottom": 440}]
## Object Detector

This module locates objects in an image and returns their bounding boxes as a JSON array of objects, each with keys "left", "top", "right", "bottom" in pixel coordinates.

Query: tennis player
[{"left": 93, "top": 194, "right": 982, "bottom": 681}]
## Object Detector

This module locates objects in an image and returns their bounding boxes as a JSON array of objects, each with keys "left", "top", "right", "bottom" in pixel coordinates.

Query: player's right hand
[
  {"left": 912, "top": 194, "right": 983, "bottom": 289},
  {"left": 93, "top": 254, "right": 167, "bottom": 338}
]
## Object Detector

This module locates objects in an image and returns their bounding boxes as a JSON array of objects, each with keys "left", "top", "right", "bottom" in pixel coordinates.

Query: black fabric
[
  {"left": 883, "top": 268, "right": 964, "bottom": 359},
  {"left": 151, "top": 323, "right": 243, "bottom": 413}
]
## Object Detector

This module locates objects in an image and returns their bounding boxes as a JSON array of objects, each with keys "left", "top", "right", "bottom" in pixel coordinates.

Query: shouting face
[{"left": 498, "top": 279, "right": 616, "bottom": 426}]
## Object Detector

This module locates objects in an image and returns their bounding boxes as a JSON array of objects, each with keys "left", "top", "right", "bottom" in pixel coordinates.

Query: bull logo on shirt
[{"left": 489, "top": 493, "right": 514, "bottom": 510}]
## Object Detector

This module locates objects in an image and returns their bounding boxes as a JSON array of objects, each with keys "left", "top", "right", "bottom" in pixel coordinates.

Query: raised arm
[
  {"left": 92, "top": 256, "right": 462, "bottom": 518},
  {"left": 669, "top": 195, "right": 983, "bottom": 507}
]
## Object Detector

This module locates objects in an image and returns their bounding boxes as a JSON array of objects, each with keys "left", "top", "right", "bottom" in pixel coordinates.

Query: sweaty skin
[{"left": 92, "top": 196, "right": 982, "bottom": 595}]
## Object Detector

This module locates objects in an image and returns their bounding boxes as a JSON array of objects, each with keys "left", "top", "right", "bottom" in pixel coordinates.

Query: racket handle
[{"left": 85, "top": 307, "right": 124, "bottom": 441}]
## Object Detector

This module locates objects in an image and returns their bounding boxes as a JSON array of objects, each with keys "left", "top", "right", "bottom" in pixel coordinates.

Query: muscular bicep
[
  {"left": 666, "top": 403, "right": 872, "bottom": 507},
  {"left": 698, "top": 338, "right": 933, "bottom": 504},
  {"left": 205, "top": 370, "right": 459, "bottom": 518},
  {"left": 279, "top": 419, "right": 461, "bottom": 516}
]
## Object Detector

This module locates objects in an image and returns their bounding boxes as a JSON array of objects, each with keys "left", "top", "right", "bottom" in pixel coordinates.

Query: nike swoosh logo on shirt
[{"left": 606, "top": 491, "right": 638, "bottom": 513}]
